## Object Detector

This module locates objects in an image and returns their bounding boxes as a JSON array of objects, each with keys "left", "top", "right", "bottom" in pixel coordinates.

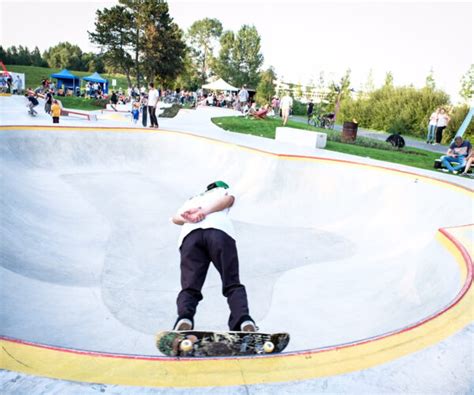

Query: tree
[
  {"left": 43, "top": 42, "right": 84, "bottom": 70},
  {"left": 255, "top": 67, "right": 276, "bottom": 105},
  {"left": 31, "top": 47, "right": 47, "bottom": 67},
  {"left": 327, "top": 68, "right": 352, "bottom": 121},
  {"left": 89, "top": 0, "right": 186, "bottom": 87},
  {"left": 383, "top": 71, "right": 394, "bottom": 88},
  {"left": 214, "top": 25, "right": 264, "bottom": 88},
  {"left": 459, "top": 64, "right": 474, "bottom": 102},
  {"left": 89, "top": 5, "right": 135, "bottom": 86},
  {"left": 187, "top": 18, "right": 223, "bottom": 84},
  {"left": 425, "top": 68, "right": 436, "bottom": 90},
  {"left": 136, "top": 0, "right": 186, "bottom": 86}
]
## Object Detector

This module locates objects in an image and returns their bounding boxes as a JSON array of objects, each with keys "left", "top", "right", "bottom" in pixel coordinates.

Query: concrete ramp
[{"left": 0, "top": 125, "right": 473, "bottom": 390}]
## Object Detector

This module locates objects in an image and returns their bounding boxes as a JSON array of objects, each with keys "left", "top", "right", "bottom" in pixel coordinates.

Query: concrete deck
[{"left": 0, "top": 95, "right": 473, "bottom": 394}]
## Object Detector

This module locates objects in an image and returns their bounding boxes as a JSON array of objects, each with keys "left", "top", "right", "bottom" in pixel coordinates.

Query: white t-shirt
[
  {"left": 429, "top": 112, "right": 438, "bottom": 126},
  {"left": 436, "top": 114, "right": 449, "bottom": 127},
  {"left": 176, "top": 187, "right": 236, "bottom": 247},
  {"left": 238, "top": 89, "right": 249, "bottom": 102},
  {"left": 280, "top": 95, "right": 293, "bottom": 110},
  {"left": 148, "top": 88, "right": 159, "bottom": 106}
]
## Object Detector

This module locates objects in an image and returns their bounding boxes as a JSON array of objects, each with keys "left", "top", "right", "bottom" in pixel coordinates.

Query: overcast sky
[{"left": 1, "top": 0, "right": 472, "bottom": 102}]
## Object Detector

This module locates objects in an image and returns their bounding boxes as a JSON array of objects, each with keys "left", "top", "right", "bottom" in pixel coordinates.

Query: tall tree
[
  {"left": 187, "top": 18, "right": 223, "bottom": 84},
  {"left": 425, "top": 68, "right": 436, "bottom": 90},
  {"left": 255, "top": 67, "right": 276, "bottom": 105},
  {"left": 135, "top": 0, "right": 186, "bottom": 86},
  {"left": 89, "top": 5, "right": 135, "bottom": 86},
  {"left": 327, "top": 68, "right": 352, "bottom": 120},
  {"left": 214, "top": 25, "right": 264, "bottom": 88},
  {"left": 43, "top": 42, "right": 84, "bottom": 70},
  {"left": 459, "top": 64, "right": 474, "bottom": 102},
  {"left": 90, "top": 0, "right": 186, "bottom": 87}
]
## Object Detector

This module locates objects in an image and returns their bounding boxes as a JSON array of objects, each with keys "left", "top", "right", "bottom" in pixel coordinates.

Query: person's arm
[{"left": 181, "top": 194, "right": 235, "bottom": 223}]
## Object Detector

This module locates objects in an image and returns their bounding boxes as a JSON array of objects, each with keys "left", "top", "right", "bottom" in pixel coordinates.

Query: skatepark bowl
[{"left": 0, "top": 124, "right": 473, "bottom": 391}]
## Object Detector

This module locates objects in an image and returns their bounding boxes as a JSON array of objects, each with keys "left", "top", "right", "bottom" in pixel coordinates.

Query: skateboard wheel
[
  {"left": 180, "top": 339, "right": 193, "bottom": 352},
  {"left": 263, "top": 341, "right": 274, "bottom": 353}
]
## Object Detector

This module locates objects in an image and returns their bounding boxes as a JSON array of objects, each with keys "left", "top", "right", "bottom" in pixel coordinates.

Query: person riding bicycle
[{"left": 26, "top": 93, "right": 39, "bottom": 115}]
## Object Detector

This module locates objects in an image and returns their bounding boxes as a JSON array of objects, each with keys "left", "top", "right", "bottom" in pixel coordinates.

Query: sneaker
[
  {"left": 441, "top": 169, "right": 449, "bottom": 173},
  {"left": 240, "top": 320, "right": 257, "bottom": 332},
  {"left": 452, "top": 170, "right": 459, "bottom": 175},
  {"left": 174, "top": 318, "right": 193, "bottom": 331}
]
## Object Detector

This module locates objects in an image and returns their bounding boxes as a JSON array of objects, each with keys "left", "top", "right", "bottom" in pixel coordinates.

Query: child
[
  {"left": 51, "top": 100, "right": 61, "bottom": 124},
  {"left": 131, "top": 100, "right": 140, "bottom": 124}
]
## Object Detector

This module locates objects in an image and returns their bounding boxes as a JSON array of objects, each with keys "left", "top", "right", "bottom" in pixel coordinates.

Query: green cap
[{"left": 206, "top": 181, "right": 229, "bottom": 191}]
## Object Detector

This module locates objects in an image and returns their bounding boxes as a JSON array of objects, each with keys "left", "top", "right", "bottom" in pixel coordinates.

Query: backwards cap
[{"left": 206, "top": 181, "right": 229, "bottom": 191}]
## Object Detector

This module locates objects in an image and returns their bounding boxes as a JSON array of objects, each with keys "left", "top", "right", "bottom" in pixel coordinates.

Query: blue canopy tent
[
  {"left": 82, "top": 72, "right": 108, "bottom": 94},
  {"left": 50, "top": 69, "right": 80, "bottom": 92}
]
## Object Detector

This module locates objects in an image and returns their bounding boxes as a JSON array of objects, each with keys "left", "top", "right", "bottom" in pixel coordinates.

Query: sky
[{"left": 1, "top": 0, "right": 472, "bottom": 103}]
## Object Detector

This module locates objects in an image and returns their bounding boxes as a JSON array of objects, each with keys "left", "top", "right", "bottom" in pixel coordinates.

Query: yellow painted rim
[{"left": 0, "top": 125, "right": 473, "bottom": 387}]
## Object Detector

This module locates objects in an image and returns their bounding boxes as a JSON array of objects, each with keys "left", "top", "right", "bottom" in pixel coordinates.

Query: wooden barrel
[{"left": 342, "top": 121, "right": 358, "bottom": 142}]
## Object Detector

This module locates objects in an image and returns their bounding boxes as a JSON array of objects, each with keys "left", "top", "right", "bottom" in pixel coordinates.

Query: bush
[
  {"left": 291, "top": 99, "right": 307, "bottom": 116},
  {"left": 339, "top": 85, "right": 450, "bottom": 138},
  {"left": 444, "top": 104, "right": 474, "bottom": 143}
]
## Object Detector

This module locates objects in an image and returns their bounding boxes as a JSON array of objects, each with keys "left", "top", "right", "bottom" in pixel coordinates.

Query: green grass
[
  {"left": 211, "top": 116, "right": 441, "bottom": 171},
  {"left": 6, "top": 65, "right": 130, "bottom": 92},
  {"left": 55, "top": 96, "right": 107, "bottom": 111}
]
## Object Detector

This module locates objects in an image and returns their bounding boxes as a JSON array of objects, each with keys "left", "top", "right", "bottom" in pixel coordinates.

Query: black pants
[
  {"left": 148, "top": 106, "right": 158, "bottom": 127},
  {"left": 52, "top": 117, "right": 59, "bottom": 123},
  {"left": 436, "top": 126, "right": 446, "bottom": 143},
  {"left": 177, "top": 228, "right": 252, "bottom": 331}
]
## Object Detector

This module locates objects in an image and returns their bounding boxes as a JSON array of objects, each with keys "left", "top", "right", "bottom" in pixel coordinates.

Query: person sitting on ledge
[{"left": 440, "top": 136, "right": 472, "bottom": 175}]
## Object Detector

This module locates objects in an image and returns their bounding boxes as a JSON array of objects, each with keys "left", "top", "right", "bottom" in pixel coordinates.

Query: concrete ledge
[{"left": 275, "top": 127, "right": 327, "bottom": 148}]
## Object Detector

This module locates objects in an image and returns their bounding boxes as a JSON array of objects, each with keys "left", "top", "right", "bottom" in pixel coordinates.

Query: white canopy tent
[{"left": 202, "top": 78, "right": 239, "bottom": 91}]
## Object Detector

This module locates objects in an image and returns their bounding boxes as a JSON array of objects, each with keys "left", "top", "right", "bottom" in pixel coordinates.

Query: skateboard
[{"left": 156, "top": 330, "right": 290, "bottom": 357}]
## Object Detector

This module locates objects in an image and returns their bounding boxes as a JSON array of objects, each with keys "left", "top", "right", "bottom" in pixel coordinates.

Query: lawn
[
  {"left": 6, "top": 65, "right": 131, "bottom": 92},
  {"left": 211, "top": 116, "right": 441, "bottom": 172}
]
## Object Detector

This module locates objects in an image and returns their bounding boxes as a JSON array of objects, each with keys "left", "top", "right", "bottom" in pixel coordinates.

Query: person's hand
[{"left": 181, "top": 207, "right": 206, "bottom": 223}]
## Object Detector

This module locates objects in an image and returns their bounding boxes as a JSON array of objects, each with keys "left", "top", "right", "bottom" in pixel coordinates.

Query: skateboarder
[{"left": 171, "top": 181, "right": 257, "bottom": 332}]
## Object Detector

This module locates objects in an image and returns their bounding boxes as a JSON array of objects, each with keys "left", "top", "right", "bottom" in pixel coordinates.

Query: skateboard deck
[{"left": 156, "top": 330, "right": 290, "bottom": 357}]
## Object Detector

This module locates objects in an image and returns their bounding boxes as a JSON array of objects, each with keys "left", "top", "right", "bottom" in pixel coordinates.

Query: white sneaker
[
  {"left": 441, "top": 169, "right": 449, "bottom": 173},
  {"left": 240, "top": 320, "right": 257, "bottom": 332},
  {"left": 174, "top": 318, "right": 193, "bottom": 331}
]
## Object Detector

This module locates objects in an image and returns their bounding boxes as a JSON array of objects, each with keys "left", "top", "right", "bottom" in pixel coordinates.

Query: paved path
[{"left": 292, "top": 115, "right": 448, "bottom": 154}]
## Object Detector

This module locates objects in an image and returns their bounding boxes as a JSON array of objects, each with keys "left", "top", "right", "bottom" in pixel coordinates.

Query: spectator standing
[
  {"left": 271, "top": 97, "right": 280, "bottom": 117},
  {"left": 44, "top": 89, "right": 53, "bottom": 114},
  {"left": 131, "top": 100, "right": 140, "bottom": 125},
  {"left": 110, "top": 91, "right": 118, "bottom": 111},
  {"left": 148, "top": 83, "right": 159, "bottom": 128},
  {"left": 307, "top": 99, "right": 314, "bottom": 124},
  {"left": 280, "top": 92, "right": 293, "bottom": 126},
  {"left": 238, "top": 85, "right": 249, "bottom": 111},
  {"left": 434, "top": 108, "right": 450, "bottom": 145},
  {"left": 14, "top": 75, "right": 22, "bottom": 94},
  {"left": 51, "top": 100, "right": 61, "bottom": 124},
  {"left": 427, "top": 108, "right": 439, "bottom": 144}
]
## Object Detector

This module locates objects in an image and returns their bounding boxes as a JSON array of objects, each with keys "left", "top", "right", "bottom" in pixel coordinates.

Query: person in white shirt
[
  {"left": 426, "top": 108, "right": 439, "bottom": 144},
  {"left": 280, "top": 92, "right": 293, "bottom": 126},
  {"left": 238, "top": 85, "right": 249, "bottom": 110},
  {"left": 147, "top": 83, "right": 160, "bottom": 128},
  {"left": 434, "top": 108, "right": 450, "bottom": 145},
  {"left": 171, "top": 181, "right": 257, "bottom": 332}
]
